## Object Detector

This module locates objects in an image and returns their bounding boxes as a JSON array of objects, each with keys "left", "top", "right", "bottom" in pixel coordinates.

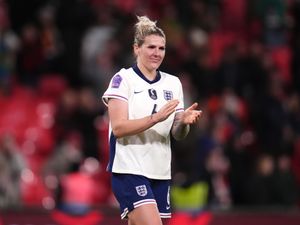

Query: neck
[{"left": 137, "top": 62, "right": 156, "bottom": 81}]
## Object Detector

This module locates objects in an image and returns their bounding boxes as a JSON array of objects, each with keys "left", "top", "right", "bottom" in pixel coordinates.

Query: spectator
[
  {"left": 80, "top": 7, "right": 118, "bottom": 93},
  {"left": 0, "top": 133, "right": 26, "bottom": 209},
  {"left": 52, "top": 158, "right": 102, "bottom": 225},
  {"left": 205, "top": 146, "right": 231, "bottom": 209},
  {"left": 37, "top": 4, "right": 64, "bottom": 74},
  {"left": 75, "top": 87, "right": 103, "bottom": 160},
  {"left": 0, "top": 0, "right": 20, "bottom": 94},
  {"left": 244, "top": 154, "right": 276, "bottom": 205},
  {"left": 16, "top": 23, "right": 44, "bottom": 87},
  {"left": 53, "top": 88, "right": 79, "bottom": 145},
  {"left": 43, "top": 131, "right": 83, "bottom": 179},
  {"left": 54, "top": 159, "right": 99, "bottom": 215},
  {"left": 273, "top": 154, "right": 298, "bottom": 206}
]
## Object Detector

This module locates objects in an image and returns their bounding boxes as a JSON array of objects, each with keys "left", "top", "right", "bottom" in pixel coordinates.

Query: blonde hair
[{"left": 134, "top": 15, "right": 166, "bottom": 46}]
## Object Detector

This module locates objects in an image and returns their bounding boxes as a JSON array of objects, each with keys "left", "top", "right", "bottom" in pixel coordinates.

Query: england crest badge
[
  {"left": 163, "top": 90, "right": 173, "bottom": 100},
  {"left": 135, "top": 185, "right": 148, "bottom": 197}
]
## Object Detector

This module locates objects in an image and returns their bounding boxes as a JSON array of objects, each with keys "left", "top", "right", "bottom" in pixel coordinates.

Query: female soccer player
[{"left": 102, "top": 15, "right": 202, "bottom": 225}]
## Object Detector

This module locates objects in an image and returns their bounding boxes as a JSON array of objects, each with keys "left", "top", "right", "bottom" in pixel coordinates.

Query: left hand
[{"left": 181, "top": 103, "right": 202, "bottom": 124}]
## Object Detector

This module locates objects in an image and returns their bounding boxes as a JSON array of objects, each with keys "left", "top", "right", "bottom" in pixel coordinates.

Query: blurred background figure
[
  {"left": 0, "top": 0, "right": 19, "bottom": 95},
  {"left": 16, "top": 23, "right": 44, "bottom": 87},
  {"left": 0, "top": 133, "right": 26, "bottom": 209},
  {"left": 244, "top": 154, "right": 277, "bottom": 205},
  {"left": 37, "top": 4, "right": 64, "bottom": 75},
  {"left": 54, "top": 158, "right": 99, "bottom": 215},
  {"left": 273, "top": 154, "right": 298, "bottom": 206},
  {"left": 205, "top": 146, "right": 231, "bottom": 209},
  {"left": 43, "top": 130, "right": 83, "bottom": 179},
  {"left": 80, "top": 5, "right": 118, "bottom": 94},
  {"left": 51, "top": 158, "right": 103, "bottom": 225}
]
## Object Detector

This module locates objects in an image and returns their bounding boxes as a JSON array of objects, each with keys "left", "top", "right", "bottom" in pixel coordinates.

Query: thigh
[
  {"left": 111, "top": 173, "right": 156, "bottom": 219},
  {"left": 128, "top": 203, "right": 162, "bottom": 225}
]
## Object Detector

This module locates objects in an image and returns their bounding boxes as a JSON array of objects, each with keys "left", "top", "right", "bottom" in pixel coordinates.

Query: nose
[{"left": 154, "top": 47, "right": 160, "bottom": 56}]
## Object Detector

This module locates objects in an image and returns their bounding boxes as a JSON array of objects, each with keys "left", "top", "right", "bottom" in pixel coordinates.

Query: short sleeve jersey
[{"left": 102, "top": 65, "right": 184, "bottom": 179}]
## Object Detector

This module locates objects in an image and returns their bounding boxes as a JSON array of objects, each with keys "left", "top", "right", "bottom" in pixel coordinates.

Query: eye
[{"left": 159, "top": 47, "right": 165, "bottom": 51}]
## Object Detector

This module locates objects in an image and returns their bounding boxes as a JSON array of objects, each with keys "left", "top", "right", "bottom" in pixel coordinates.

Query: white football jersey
[{"left": 102, "top": 65, "right": 185, "bottom": 179}]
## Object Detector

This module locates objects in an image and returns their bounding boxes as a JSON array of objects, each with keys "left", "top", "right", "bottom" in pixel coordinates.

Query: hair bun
[
  {"left": 136, "top": 16, "right": 157, "bottom": 29},
  {"left": 134, "top": 15, "right": 165, "bottom": 46}
]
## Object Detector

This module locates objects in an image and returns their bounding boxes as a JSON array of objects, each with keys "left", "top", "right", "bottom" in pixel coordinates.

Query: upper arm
[{"left": 107, "top": 98, "right": 128, "bottom": 131}]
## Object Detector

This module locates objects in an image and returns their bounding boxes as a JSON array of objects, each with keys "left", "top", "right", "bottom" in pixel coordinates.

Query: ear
[{"left": 133, "top": 44, "right": 139, "bottom": 56}]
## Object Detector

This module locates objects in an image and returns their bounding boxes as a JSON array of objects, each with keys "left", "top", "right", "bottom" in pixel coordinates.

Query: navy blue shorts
[{"left": 111, "top": 173, "right": 171, "bottom": 219}]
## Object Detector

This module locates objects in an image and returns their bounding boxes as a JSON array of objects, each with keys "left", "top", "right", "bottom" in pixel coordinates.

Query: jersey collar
[{"left": 132, "top": 64, "right": 161, "bottom": 84}]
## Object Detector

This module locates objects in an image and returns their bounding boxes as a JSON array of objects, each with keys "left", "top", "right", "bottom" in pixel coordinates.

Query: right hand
[{"left": 153, "top": 99, "right": 179, "bottom": 123}]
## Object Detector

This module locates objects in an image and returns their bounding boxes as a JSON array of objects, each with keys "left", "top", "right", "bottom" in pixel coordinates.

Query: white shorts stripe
[
  {"left": 133, "top": 199, "right": 157, "bottom": 208},
  {"left": 121, "top": 208, "right": 129, "bottom": 219},
  {"left": 160, "top": 212, "right": 172, "bottom": 218}
]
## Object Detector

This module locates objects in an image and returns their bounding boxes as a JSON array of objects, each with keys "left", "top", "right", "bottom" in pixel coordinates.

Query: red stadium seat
[
  {"left": 167, "top": 212, "right": 213, "bottom": 225},
  {"left": 38, "top": 74, "right": 68, "bottom": 102},
  {"left": 220, "top": 0, "right": 247, "bottom": 32},
  {"left": 208, "top": 31, "right": 237, "bottom": 68},
  {"left": 51, "top": 210, "right": 103, "bottom": 225},
  {"left": 20, "top": 172, "right": 51, "bottom": 206},
  {"left": 270, "top": 46, "right": 291, "bottom": 84}
]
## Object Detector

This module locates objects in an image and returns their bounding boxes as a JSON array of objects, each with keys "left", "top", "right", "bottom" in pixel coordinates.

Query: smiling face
[{"left": 134, "top": 34, "right": 166, "bottom": 78}]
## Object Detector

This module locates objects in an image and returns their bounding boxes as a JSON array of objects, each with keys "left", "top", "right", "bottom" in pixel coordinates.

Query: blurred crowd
[{"left": 0, "top": 0, "right": 300, "bottom": 213}]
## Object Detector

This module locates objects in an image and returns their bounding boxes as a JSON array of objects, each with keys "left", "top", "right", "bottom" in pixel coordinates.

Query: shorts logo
[
  {"left": 135, "top": 185, "right": 148, "bottom": 197},
  {"left": 166, "top": 186, "right": 170, "bottom": 210},
  {"left": 111, "top": 74, "right": 122, "bottom": 88},
  {"left": 163, "top": 90, "right": 173, "bottom": 100}
]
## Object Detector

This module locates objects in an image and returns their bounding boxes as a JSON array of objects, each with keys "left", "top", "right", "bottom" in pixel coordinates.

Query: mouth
[{"left": 150, "top": 59, "right": 162, "bottom": 64}]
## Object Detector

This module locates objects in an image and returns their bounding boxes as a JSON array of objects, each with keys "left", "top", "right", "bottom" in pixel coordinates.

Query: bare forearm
[
  {"left": 112, "top": 114, "right": 158, "bottom": 138},
  {"left": 171, "top": 113, "right": 190, "bottom": 140},
  {"left": 108, "top": 98, "right": 180, "bottom": 138}
]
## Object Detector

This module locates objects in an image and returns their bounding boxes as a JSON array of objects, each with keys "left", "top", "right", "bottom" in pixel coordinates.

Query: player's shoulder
[
  {"left": 113, "top": 67, "right": 129, "bottom": 77},
  {"left": 160, "top": 71, "right": 181, "bottom": 83},
  {"left": 112, "top": 67, "right": 136, "bottom": 80},
  {"left": 109, "top": 67, "right": 133, "bottom": 84}
]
